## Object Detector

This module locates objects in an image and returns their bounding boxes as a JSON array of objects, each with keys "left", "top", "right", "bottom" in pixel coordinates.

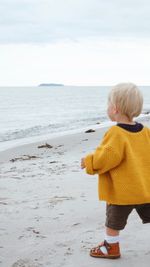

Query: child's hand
[{"left": 81, "top": 158, "right": 86, "bottom": 169}]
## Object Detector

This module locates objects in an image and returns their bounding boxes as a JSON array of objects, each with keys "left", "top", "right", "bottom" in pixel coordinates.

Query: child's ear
[{"left": 112, "top": 104, "right": 118, "bottom": 114}]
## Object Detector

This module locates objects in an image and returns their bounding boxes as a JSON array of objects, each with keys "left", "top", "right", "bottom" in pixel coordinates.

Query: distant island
[{"left": 38, "top": 83, "right": 64, "bottom": 87}]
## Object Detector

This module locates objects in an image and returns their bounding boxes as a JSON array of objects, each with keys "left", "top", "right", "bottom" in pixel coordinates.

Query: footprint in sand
[
  {"left": 71, "top": 222, "right": 81, "bottom": 227},
  {"left": 64, "top": 247, "right": 73, "bottom": 256},
  {"left": 49, "top": 196, "right": 75, "bottom": 207},
  {"left": 10, "top": 155, "right": 40, "bottom": 162},
  {"left": 18, "top": 227, "right": 46, "bottom": 240},
  {"left": 11, "top": 259, "right": 42, "bottom": 267}
]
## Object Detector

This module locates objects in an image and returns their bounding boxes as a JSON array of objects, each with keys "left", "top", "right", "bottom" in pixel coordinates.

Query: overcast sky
[{"left": 0, "top": 0, "right": 150, "bottom": 86}]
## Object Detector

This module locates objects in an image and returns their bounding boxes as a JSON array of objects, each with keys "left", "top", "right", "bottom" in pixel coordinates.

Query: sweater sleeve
[{"left": 84, "top": 127, "right": 124, "bottom": 175}]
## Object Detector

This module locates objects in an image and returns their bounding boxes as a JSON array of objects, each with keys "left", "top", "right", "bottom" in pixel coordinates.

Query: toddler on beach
[{"left": 81, "top": 83, "right": 150, "bottom": 259}]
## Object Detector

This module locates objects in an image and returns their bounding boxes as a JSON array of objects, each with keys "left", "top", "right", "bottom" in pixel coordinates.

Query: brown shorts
[{"left": 105, "top": 203, "right": 150, "bottom": 230}]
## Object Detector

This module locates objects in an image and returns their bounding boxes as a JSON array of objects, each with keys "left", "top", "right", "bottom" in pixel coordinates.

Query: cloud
[{"left": 0, "top": 0, "right": 150, "bottom": 43}]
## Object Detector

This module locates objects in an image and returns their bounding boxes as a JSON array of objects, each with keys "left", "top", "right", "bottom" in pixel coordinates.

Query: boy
[{"left": 81, "top": 83, "right": 150, "bottom": 259}]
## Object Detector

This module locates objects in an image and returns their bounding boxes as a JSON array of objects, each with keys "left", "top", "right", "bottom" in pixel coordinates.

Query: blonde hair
[{"left": 108, "top": 83, "right": 143, "bottom": 120}]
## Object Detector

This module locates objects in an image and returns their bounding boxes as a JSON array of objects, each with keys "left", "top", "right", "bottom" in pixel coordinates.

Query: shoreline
[
  {"left": 0, "top": 121, "right": 115, "bottom": 154},
  {"left": 0, "top": 124, "right": 109, "bottom": 164},
  {"left": 1, "top": 113, "right": 150, "bottom": 154}
]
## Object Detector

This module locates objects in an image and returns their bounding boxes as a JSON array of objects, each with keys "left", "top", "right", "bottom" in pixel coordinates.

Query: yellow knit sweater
[{"left": 84, "top": 125, "right": 150, "bottom": 205}]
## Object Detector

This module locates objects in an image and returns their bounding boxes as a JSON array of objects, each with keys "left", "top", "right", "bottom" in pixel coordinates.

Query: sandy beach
[{"left": 1, "top": 119, "right": 150, "bottom": 267}]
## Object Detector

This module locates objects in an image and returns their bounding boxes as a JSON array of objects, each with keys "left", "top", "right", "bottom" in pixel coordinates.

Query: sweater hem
[{"left": 99, "top": 197, "right": 150, "bottom": 205}]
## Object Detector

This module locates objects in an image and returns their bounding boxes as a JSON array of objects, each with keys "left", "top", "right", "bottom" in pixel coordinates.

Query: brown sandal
[{"left": 90, "top": 240, "right": 121, "bottom": 259}]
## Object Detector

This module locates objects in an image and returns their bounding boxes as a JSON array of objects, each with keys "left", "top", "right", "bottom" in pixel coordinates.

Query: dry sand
[{"left": 1, "top": 119, "right": 150, "bottom": 267}]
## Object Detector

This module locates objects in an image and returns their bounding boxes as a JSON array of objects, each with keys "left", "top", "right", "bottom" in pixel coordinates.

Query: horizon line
[{"left": 0, "top": 84, "right": 150, "bottom": 87}]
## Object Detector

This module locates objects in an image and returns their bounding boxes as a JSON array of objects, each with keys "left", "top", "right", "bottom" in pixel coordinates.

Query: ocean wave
[{"left": 0, "top": 115, "right": 108, "bottom": 142}]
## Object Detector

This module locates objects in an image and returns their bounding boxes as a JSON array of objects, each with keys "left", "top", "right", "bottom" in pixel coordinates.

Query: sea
[{"left": 1, "top": 85, "right": 150, "bottom": 152}]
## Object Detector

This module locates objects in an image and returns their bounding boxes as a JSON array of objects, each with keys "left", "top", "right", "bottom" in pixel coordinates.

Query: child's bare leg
[
  {"left": 106, "top": 227, "right": 119, "bottom": 236},
  {"left": 105, "top": 227, "right": 120, "bottom": 243}
]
